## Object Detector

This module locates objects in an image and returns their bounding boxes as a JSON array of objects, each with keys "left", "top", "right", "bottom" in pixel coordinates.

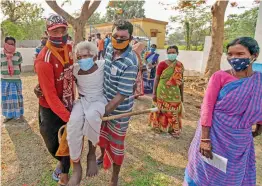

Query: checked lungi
[
  {"left": 1, "top": 80, "right": 24, "bottom": 119},
  {"left": 98, "top": 120, "right": 128, "bottom": 169}
]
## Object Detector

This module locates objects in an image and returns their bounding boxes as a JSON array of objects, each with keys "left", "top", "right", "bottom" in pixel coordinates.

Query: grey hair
[{"left": 75, "top": 41, "right": 98, "bottom": 56}]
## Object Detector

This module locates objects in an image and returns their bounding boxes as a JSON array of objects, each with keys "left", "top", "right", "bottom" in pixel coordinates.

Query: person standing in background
[
  {"left": 103, "top": 34, "right": 111, "bottom": 56},
  {"left": 1, "top": 36, "right": 25, "bottom": 123},
  {"left": 133, "top": 42, "right": 146, "bottom": 98},
  {"left": 97, "top": 33, "right": 104, "bottom": 60},
  {"left": 67, "top": 35, "right": 74, "bottom": 46},
  {"left": 35, "top": 35, "right": 48, "bottom": 58},
  {"left": 143, "top": 44, "right": 159, "bottom": 94},
  {"left": 92, "top": 35, "right": 97, "bottom": 46},
  {"left": 149, "top": 45, "right": 184, "bottom": 138}
]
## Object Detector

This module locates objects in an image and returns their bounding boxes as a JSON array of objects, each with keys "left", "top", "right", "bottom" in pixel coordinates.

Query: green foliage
[
  {"left": 167, "top": 30, "right": 184, "bottom": 46},
  {"left": 1, "top": 20, "right": 27, "bottom": 40},
  {"left": 1, "top": 0, "right": 45, "bottom": 40},
  {"left": 169, "top": 3, "right": 259, "bottom": 52},
  {"left": 224, "top": 7, "right": 259, "bottom": 43},
  {"left": 105, "top": 0, "right": 145, "bottom": 22},
  {"left": 1, "top": 0, "right": 44, "bottom": 23},
  {"left": 176, "top": 45, "right": 203, "bottom": 51},
  {"left": 87, "top": 12, "right": 106, "bottom": 25},
  {"left": 169, "top": 4, "right": 211, "bottom": 51}
]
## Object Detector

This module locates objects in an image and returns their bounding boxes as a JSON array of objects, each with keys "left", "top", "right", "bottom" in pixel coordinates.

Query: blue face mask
[
  {"left": 78, "top": 58, "right": 94, "bottom": 71},
  {"left": 228, "top": 58, "right": 251, "bottom": 71},
  {"left": 150, "top": 48, "right": 156, "bottom": 53},
  {"left": 167, "top": 54, "right": 178, "bottom": 62}
]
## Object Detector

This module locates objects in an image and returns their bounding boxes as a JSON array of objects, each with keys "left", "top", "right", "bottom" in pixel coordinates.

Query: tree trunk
[
  {"left": 45, "top": 0, "right": 101, "bottom": 45},
  {"left": 73, "top": 20, "right": 85, "bottom": 44},
  {"left": 204, "top": 0, "right": 228, "bottom": 78},
  {"left": 185, "top": 21, "right": 190, "bottom": 50}
]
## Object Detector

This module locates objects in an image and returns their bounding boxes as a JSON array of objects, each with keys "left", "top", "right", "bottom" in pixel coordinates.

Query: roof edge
[{"left": 88, "top": 17, "right": 168, "bottom": 27}]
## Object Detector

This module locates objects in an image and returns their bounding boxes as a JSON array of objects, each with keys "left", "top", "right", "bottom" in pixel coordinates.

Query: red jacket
[{"left": 35, "top": 45, "right": 74, "bottom": 122}]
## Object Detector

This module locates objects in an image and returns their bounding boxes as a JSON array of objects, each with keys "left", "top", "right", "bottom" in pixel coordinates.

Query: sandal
[
  {"left": 169, "top": 129, "right": 181, "bottom": 139},
  {"left": 96, "top": 159, "right": 103, "bottom": 165},
  {"left": 52, "top": 167, "right": 62, "bottom": 182}
]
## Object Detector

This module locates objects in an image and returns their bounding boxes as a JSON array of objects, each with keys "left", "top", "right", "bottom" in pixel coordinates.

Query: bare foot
[
  {"left": 58, "top": 173, "right": 69, "bottom": 186},
  {"left": 14, "top": 116, "right": 26, "bottom": 123},
  {"left": 169, "top": 129, "right": 181, "bottom": 139},
  {"left": 86, "top": 155, "right": 98, "bottom": 177},
  {"left": 67, "top": 162, "right": 82, "bottom": 186},
  {"left": 3, "top": 118, "right": 13, "bottom": 123}
]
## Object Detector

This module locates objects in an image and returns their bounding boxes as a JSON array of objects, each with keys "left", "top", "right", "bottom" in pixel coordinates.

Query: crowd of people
[{"left": 1, "top": 13, "right": 262, "bottom": 186}]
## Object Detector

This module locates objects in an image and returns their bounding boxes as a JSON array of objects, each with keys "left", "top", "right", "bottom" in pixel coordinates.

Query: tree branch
[
  {"left": 79, "top": 0, "right": 101, "bottom": 21},
  {"left": 79, "top": 0, "right": 90, "bottom": 18},
  {"left": 45, "top": 0, "right": 76, "bottom": 26}
]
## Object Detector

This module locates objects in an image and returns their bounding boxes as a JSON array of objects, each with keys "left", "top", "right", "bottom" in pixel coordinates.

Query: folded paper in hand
[{"left": 202, "top": 152, "right": 228, "bottom": 173}]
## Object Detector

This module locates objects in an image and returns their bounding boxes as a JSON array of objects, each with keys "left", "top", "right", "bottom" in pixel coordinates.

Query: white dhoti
[{"left": 67, "top": 96, "right": 106, "bottom": 162}]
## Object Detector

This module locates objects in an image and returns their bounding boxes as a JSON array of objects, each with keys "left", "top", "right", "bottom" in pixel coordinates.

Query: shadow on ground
[{"left": 1, "top": 119, "right": 56, "bottom": 186}]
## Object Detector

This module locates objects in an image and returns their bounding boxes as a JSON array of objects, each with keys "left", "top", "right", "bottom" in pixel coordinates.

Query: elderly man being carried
[{"left": 66, "top": 41, "right": 106, "bottom": 186}]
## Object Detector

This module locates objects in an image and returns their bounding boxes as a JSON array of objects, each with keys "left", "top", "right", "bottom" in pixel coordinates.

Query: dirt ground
[{"left": 1, "top": 73, "right": 262, "bottom": 186}]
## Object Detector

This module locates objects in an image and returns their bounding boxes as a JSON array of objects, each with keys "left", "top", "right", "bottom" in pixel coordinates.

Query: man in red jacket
[{"left": 35, "top": 14, "right": 74, "bottom": 185}]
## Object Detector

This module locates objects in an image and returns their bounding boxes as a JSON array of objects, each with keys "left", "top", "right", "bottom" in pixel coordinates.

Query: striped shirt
[
  {"left": 103, "top": 43, "right": 138, "bottom": 127},
  {"left": 1, "top": 51, "right": 22, "bottom": 82}
]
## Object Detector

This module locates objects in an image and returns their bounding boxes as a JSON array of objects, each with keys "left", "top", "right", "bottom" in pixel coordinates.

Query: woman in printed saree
[
  {"left": 184, "top": 37, "right": 262, "bottom": 186},
  {"left": 149, "top": 45, "right": 184, "bottom": 138},
  {"left": 1, "top": 36, "right": 24, "bottom": 123},
  {"left": 133, "top": 42, "right": 146, "bottom": 98},
  {"left": 143, "top": 44, "right": 160, "bottom": 94}
]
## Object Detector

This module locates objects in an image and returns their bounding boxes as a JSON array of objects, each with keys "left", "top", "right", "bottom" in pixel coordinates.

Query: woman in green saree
[{"left": 149, "top": 45, "right": 184, "bottom": 138}]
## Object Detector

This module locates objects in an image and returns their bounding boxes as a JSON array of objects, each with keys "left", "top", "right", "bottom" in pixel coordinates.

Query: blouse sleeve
[
  {"left": 201, "top": 72, "right": 222, "bottom": 127},
  {"left": 156, "top": 61, "right": 166, "bottom": 76}
]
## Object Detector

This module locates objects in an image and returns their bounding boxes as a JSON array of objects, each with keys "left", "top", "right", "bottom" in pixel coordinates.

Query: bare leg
[
  {"left": 59, "top": 156, "right": 70, "bottom": 185},
  {"left": 97, "top": 147, "right": 105, "bottom": 162},
  {"left": 59, "top": 173, "right": 69, "bottom": 186},
  {"left": 57, "top": 161, "right": 62, "bottom": 170},
  {"left": 67, "top": 161, "right": 82, "bottom": 186},
  {"left": 109, "top": 163, "right": 121, "bottom": 186},
  {"left": 86, "top": 140, "right": 98, "bottom": 177}
]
